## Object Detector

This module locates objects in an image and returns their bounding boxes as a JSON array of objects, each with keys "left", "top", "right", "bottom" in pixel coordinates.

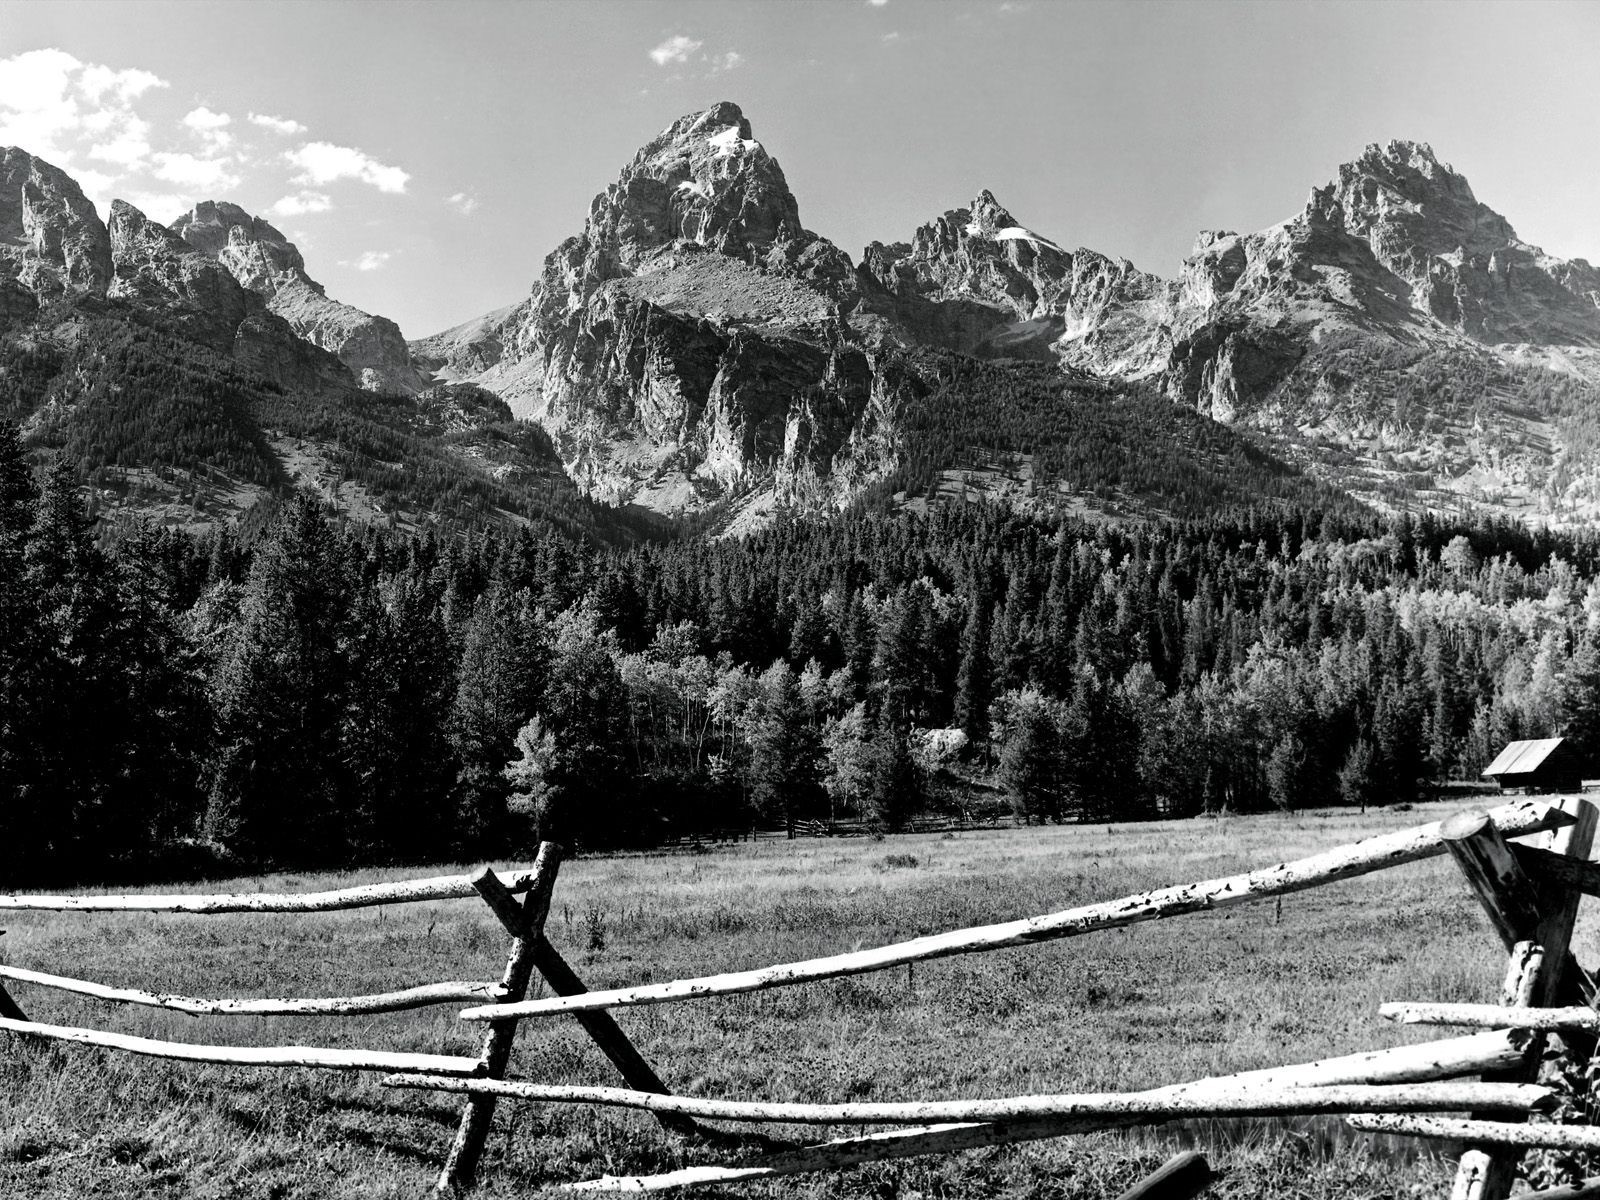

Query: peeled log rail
[
  {"left": 1381, "top": 1002, "right": 1600, "bottom": 1032},
  {"left": 554, "top": 1031, "right": 1535, "bottom": 1192},
  {"left": 0, "top": 965, "right": 507, "bottom": 1016},
  {"left": 461, "top": 799, "right": 1573, "bottom": 1022},
  {"left": 381, "top": 1075, "right": 1553, "bottom": 1125},
  {"left": 1349, "top": 1113, "right": 1600, "bottom": 1151},
  {"left": 0, "top": 1016, "right": 483, "bottom": 1075},
  {"left": 0, "top": 866, "right": 546, "bottom": 914}
]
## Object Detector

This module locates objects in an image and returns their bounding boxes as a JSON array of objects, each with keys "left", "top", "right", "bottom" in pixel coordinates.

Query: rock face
[
  {"left": 0, "top": 148, "right": 113, "bottom": 317},
  {"left": 414, "top": 114, "right": 1600, "bottom": 526},
  {"left": 173, "top": 201, "right": 425, "bottom": 392},
  {"left": 420, "top": 101, "right": 903, "bottom": 508}
]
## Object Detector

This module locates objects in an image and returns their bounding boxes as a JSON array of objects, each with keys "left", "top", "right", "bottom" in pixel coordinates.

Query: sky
[{"left": 1, "top": 0, "right": 1597, "bottom": 341}]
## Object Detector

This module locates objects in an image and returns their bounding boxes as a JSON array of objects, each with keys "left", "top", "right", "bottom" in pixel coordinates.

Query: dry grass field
[{"left": 0, "top": 801, "right": 1578, "bottom": 1199}]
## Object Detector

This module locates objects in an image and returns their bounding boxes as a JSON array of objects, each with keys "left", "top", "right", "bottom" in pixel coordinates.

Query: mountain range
[{"left": 4, "top": 103, "right": 1600, "bottom": 537}]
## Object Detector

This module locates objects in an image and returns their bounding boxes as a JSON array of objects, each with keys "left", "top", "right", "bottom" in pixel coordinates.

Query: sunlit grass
[{"left": 0, "top": 801, "right": 1577, "bottom": 1197}]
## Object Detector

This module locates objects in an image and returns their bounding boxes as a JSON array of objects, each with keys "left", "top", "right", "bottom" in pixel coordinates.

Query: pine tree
[{"left": 205, "top": 496, "right": 353, "bottom": 867}]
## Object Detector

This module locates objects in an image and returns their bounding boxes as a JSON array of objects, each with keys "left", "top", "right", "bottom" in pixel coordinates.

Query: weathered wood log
[
  {"left": 0, "top": 1016, "right": 482, "bottom": 1074},
  {"left": 0, "top": 865, "right": 547, "bottom": 914},
  {"left": 0, "top": 979, "right": 26, "bottom": 1022},
  {"left": 1352, "top": 1113, "right": 1600, "bottom": 1151},
  {"left": 1442, "top": 810, "right": 1549, "bottom": 949},
  {"left": 438, "top": 849, "right": 562, "bottom": 1195},
  {"left": 1519, "top": 1177, "right": 1600, "bottom": 1200},
  {"left": 1454, "top": 795, "right": 1598, "bottom": 1200},
  {"left": 1514, "top": 844, "right": 1600, "bottom": 901},
  {"left": 382, "top": 1075, "right": 1554, "bottom": 1124},
  {"left": 551, "top": 1031, "right": 1537, "bottom": 1193},
  {"left": 1115, "top": 1152, "right": 1213, "bottom": 1200},
  {"left": 1381, "top": 1002, "right": 1600, "bottom": 1032},
  {"left": 0, "top": 964, "right": 506, "bottom": 1016},
  {"left": 461, "top": 799, "right": 1575, "bottom": 1022},
  {"left": 530, "top": 938, "right": 696, "bottom": 1137}
]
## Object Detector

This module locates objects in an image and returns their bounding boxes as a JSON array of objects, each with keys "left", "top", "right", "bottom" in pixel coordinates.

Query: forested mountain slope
[{"left": 0, "top": 148, "right": 635, "bottom": 539}]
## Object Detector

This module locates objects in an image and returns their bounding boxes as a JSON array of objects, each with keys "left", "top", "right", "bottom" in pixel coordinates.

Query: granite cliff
[{"left": 173, "top": 201, "right": 426, "bottom": 393}]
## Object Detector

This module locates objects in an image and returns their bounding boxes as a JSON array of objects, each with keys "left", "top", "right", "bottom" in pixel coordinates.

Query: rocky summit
[
  {"left": 173, "top": 201, "right": 426, "bottom": 393},
  {"left": 417, "top": 115, "right": 1600, "bottom": 528},
  {"left": 5, "top": 108, "right": 1600, "bottom": 534}
]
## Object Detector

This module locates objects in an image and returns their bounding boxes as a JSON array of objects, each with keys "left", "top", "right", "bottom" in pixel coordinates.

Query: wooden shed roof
[{"left": 1481, "top": 738, "right": 1567, "bottom": 778}]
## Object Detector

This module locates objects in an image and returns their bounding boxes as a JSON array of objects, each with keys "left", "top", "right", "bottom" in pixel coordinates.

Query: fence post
[
  {"left": 527, "top": 938, "right": 698, "bottom": 1136},
  {"left": 1445, "top": 798, "right": 1598, "bottom": 1200},
  {"left": 1113, "top": 1151, "right": 1213, "bottom": 1200},
  {"left": 436, "top": 845, "right": 563, "bottom": 1195}
]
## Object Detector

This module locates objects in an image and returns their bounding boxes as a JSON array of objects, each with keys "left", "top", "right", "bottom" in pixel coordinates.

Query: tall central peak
[{"left": 531, "top": 100, "right": 814, "bottom": 320}]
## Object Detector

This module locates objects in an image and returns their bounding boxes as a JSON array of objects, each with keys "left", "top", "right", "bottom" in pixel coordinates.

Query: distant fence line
[{"left": 0, "top": 796, "right": 1597, "bottom": 1198}]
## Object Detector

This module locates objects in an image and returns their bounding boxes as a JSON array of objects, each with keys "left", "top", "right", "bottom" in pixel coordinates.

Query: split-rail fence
[{"left": 3, "top": 796, "right": 1600, "bottom": 1197}]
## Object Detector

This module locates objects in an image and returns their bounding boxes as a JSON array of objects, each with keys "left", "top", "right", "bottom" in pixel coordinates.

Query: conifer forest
[{"left": 9, "top": 417, "right": 1600, "bottom": 887}]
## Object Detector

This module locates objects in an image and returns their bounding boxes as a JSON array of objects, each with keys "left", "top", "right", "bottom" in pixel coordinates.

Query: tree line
[{"left": 9, "top": 422, "right": 1600, "bottom": 884}]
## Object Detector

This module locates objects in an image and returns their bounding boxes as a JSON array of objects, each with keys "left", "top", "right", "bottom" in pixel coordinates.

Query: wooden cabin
[{"left": 1481, "top": 737, "right": 1583, "bottom": 794}]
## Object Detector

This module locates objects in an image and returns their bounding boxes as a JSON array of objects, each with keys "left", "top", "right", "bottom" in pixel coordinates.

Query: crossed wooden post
[
  {"left": 437, "top": 843, "right": 694, "bottom": 1194},
  {"left": 1441, "top": 798, "right": 1598, "bottom": 1200}
]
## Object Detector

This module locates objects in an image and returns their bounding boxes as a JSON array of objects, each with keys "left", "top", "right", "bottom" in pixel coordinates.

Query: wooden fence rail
[
  {"left": 460, "top": 798, "right": 1574, "bottom": 1023},
  {"left": 0, "top": 866, "right": 546, "bottom": 914},
  {"left": 0, "top": 964, "right": 505, "bottom": 1016},
  {"left": 4, "top": 795, "right": 1599, "bottom": 1200}
]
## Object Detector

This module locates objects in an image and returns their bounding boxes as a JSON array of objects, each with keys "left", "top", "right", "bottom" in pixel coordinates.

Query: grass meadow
[{"left": 0, "top": 801, "right": 1575, "bottom": 1199}]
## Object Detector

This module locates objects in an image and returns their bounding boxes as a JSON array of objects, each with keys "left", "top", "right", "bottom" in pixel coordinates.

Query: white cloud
[
  {"left": 0, "top": 49, "right": 170, "bottom": 168},
  {"left": 77, "top": 63, "right": 165, "bottom": 103},
  {"left": 119, "top": 190, "right": 190, "bottom": 224},
  {"left": 649, "top": 35, "right": 702, "bottom": 66},
  {"left": 339, "top": 250, "right": 391, "bottom": 272},
  {"left": 152, "top": 151, "right": 240, "bottom": 192},
  {"left": 445, "top": 191, "right": 480, "bottom": 216},
  {"left": 248, "top": 112, "right": 306, "bottom": 135},
  {"left": 716, "top": 51, "right": 744, "bottom": 72},
  {"left": 286, "top": 141, "right": 409, "bottom": 193},
  {"left": 270, "top": 190, "right": 333, "bottom": 217},
  {"left": 87, "top": 117, "right": 152, "bottom": 166},
  {"left": 868, "top": 0, "right": 889, "bottom": 6},
  {"left": 182, "top": 106, "right": 231, "bottom": 131},
  {"left": 882, "top": 31, "right": 901, "bottom": 41}
]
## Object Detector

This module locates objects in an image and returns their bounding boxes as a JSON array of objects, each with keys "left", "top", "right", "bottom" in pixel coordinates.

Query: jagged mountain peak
[
  {"left": 0, "top": 146, "right": 113, "bottom": 303},
  {"left": 564, "top": 99, "right": 802, "bottom": 285},
  {"left": 168, "top": 196, "right": 422, "bottom": 392},
  {"left": 173, "top": 200, "right": 311, "bottom": 292}
]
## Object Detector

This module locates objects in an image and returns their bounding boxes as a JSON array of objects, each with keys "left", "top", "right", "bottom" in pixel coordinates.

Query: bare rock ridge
[
  {"left": 173, "top": 201, "right": 426, "bottom": 393},
  {"left": 0, "top": 147, "right": 113, "bottom": 321},
  {"left": 414, "top": 101, "right": 898, "bottom": 509}
]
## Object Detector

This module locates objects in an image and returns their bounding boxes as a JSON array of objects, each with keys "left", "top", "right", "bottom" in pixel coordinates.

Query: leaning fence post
[
  {"left": 1444, "top": 798, "right": 1598, "bottom": 1200},
  {"left": 528, "top": 938, "right": 698, "bottom": 1136},
  {"left": 0, "top": 934, "right": 25, "bottom": 1022},
  {"left": 1113, "top": 1151, "right": 1214, "bottom": 1200},
  {"left": 437, "top": 844, "right": 563, "bottom": 1195}
]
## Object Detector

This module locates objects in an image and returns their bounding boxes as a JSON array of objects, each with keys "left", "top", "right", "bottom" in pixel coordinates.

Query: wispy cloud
[
  {"left": 270, "top": 190, "right": 333, "bottom": 217},
  {"left": 445, "top": 191, "right": 480, "bottom": 216},
  {"left": 649, "top": 35, "right": 703, "bottom": 66},
  {"left": 0, "top": 48, "right": 168, "bottom": 172},
  {"left": 182, "top": 105, "right": 232, "bottom": 153},
  {"left": 248, "top": 112, "right": 305, "bottom": 135},
  {"left": 868, "top": 0, "right": 889, "bottom": 7},
  {"left": 151, "top": 150, "right": 239, "bottom": 193},
  {"left": 882, "top": 31, "right": 901, "bottom": 42},
  {"left": 714, "top": 51, "right": 744, "bottom": 73},
  {"left": 340, "top": 250, "right": 392, "bottom": 272},
  {"left": 286, "top": 141, "right": 409, "bottom": 194}
]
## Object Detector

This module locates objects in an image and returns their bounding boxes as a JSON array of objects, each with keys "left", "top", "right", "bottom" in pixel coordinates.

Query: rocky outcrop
[
  {"left": 0, "top": 148, "right": 113, "bottom": 308},
  {"left": 108, "top": 200, "right": 254, "bottom": 353},
  {"left": 415, "top": 101, "right": 893, "bottom": 509},
  {"left": 174, "top": 201, "right": 425, "bottom": 393}
]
